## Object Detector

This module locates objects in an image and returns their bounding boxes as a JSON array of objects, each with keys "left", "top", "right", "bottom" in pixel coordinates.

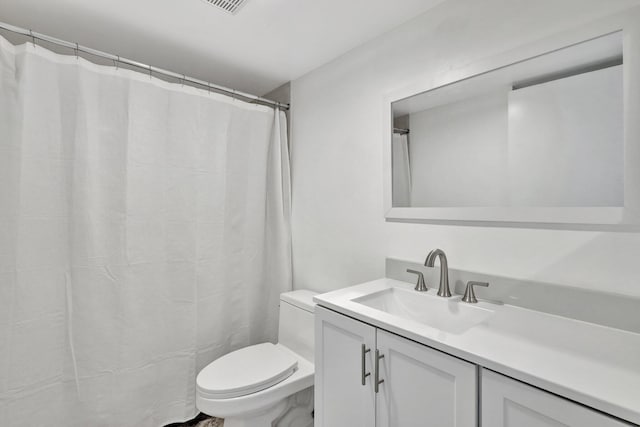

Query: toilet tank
[{"left": 278, "top": 290, "right": 317, "bottom": 363}]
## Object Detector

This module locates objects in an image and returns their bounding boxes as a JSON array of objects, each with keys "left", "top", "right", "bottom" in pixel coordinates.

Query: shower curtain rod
[
  {"left": 393, "top": 128, "right": 409, "bottom": 135},
  {"left": 0, "top": 21, "right": 289, "bottom": 111}
]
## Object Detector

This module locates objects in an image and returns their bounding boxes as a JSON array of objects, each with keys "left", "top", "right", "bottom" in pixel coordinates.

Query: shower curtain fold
[
  {"left": 0, "top": 35, "right": 291, "bottom": 426},
  {"left": 392, "top": 133, "right": 412, "bottom": 207}
]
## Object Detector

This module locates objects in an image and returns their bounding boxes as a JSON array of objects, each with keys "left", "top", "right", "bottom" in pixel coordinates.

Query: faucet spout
[{"left": 424, "top": 249, "right": 451, "bottom": 297}]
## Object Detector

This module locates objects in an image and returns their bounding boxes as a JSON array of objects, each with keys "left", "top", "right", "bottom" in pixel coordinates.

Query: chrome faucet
[{"left": 424, "top": 249, "right": 451, "bottom": 297}]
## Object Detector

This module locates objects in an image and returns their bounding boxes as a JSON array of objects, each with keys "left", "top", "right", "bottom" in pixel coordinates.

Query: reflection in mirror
[{"left": 391, "top": 32, "right": 623, "bottom": 209}]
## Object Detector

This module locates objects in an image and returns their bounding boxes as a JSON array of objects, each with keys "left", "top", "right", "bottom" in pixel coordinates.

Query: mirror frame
[{"left": 382, "top": 9, "right": 640, "bottom": 226}]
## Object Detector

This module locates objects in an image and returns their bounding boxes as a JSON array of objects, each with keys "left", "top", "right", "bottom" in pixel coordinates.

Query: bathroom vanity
[{"left": 313, "top": 279, "right": 640, "bottom": 427}]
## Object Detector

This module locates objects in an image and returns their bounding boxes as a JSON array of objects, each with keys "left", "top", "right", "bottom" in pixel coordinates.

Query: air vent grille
[{"left": 201, "top": 0, "right": 248, "bottom": 14}]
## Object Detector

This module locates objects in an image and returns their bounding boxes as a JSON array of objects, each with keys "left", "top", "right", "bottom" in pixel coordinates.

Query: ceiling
[{"left": 0, "top": 0, "right": 445, "bottom": 96}]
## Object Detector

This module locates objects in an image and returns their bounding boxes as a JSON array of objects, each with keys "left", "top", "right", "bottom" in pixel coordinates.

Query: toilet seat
[
  {"left": 197, "top": 343, "right": 298, "bottom": 399},
  {"left": 196, "top": 344, "right": 314, "bottom": 420}
]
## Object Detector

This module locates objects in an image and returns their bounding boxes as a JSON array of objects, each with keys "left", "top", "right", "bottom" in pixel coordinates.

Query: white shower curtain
[
  {"left": 392, "top": 133, "right": 411, "bottom": 207},
  {"left": 0, "top": 35, "right": 291, "bottom": 426}
]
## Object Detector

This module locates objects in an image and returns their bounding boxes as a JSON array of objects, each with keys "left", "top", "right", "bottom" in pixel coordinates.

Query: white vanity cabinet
[
  {"left": 376, "top": 329, "right": 477, "bottom": 427},
  {"left": 314, "top": 305, "right": 376, "bottom": 427},
  {"left": 481, "top": 369, "right": 632, "bottom": 427},
  {"left": 314, "top": 306, "right": 477, "bottom": 427},
  {"left": 314, "top": 278, "right": 640, "bottom": 425}
]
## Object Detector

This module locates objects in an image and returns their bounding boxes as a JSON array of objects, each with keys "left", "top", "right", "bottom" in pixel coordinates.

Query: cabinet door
[
  {"left": 376, "top": 330, "right": 477, "bottom": 427},
  {"left": 481, "top": 369, "right": 631, "bottom": 427},
  {"left": 314, "top": 306, "right": 376, "bottom": 427}
]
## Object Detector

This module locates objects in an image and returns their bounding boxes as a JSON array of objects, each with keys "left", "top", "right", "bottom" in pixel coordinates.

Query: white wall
[
  {"left": 409, "top": 91, "right": 508, "bottom": 207},
  {"left": 290, "top": 0, "right": 640, "bottom": 296},
  {"left": 405, "top": 64, "right": 623, "bottom": 208},
  {"left": 508, "top": 65, "right": 624, "bottom": 207}
]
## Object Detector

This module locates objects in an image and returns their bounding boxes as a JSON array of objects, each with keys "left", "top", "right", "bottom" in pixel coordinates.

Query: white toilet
[{"left": 196, "top": 290, "right": 317, "bottom": 427}]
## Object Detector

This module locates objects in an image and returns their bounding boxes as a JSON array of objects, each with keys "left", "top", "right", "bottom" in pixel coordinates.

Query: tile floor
[{"left": 164, "top": 413, "right": 223, "bottom": 427}]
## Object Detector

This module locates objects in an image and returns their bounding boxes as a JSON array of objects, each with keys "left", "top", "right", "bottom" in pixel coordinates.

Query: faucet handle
[
  {"left": 407, "top": 269, "right": 428, "bottom": 292},
  {"left": 462, "top": 281, "right": 489, "bottom": 303}
]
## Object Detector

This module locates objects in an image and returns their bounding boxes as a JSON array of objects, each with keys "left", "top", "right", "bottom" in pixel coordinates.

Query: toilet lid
[{"left": 197, "top": 343, "right": 298, "bottom": 399}]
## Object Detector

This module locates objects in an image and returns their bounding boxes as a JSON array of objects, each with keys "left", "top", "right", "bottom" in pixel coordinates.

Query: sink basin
[{"left": 352, "top": 286, "right": 494, "bottom": 334}]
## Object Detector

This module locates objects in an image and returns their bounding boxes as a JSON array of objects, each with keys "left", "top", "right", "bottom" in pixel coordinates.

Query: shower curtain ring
[
  {"left": 74, "top": 43, "right": 79, "bottom": 59},
  {"left": 207, "top": 82, "right": 211, "bottom": 94},
  {"left": 116, "top": 55, "right": 120, "bottom": 70},
  {"left": 148, "top": 65, "right": 152, "bottom": 80},
  {"left": 181, "top": 74, "right": 185, "bottom": 87},
  {"left": 29, "top": 30, "right": 35, "bottom": 47}
]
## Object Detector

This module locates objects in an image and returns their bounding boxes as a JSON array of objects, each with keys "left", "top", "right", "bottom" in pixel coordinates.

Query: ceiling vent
[{"left": 201, "top": 0, "right": 248, "bottom": 14}]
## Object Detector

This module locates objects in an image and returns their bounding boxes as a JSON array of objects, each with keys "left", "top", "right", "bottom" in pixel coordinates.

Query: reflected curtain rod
[
  {"left": 0, "top": 21, "right": 289, "bottom": 111},
  {"left": 394, "top": 128, "right": 409, "bottom": 135}
]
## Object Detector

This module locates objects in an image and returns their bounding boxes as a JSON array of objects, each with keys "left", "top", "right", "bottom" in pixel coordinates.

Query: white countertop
[{"left": 314, "top": 278, "right": 640, "bottom": 425}]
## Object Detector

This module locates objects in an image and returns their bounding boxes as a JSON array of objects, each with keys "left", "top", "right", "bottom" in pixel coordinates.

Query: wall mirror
[{"left": 385, "top": 27, "right": 640, "bottom": 225}]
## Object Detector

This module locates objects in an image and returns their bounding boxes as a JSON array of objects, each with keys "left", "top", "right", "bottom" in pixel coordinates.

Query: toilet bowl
[{"left": 196, "top": 290, "right": 317, "bottom": 427}]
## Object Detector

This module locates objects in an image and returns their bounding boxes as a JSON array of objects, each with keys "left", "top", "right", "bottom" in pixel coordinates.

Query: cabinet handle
[
  {"left": 361, "top": 344, "right": 371, "bottom": 385},
  {"left": 375, "top": 349, "right": 384, "bottom": 393}
]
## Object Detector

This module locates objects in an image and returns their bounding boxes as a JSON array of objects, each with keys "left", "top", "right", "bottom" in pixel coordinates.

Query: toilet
[{"left": 196, "top": 290, "right": 317, "bottom": 427}]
